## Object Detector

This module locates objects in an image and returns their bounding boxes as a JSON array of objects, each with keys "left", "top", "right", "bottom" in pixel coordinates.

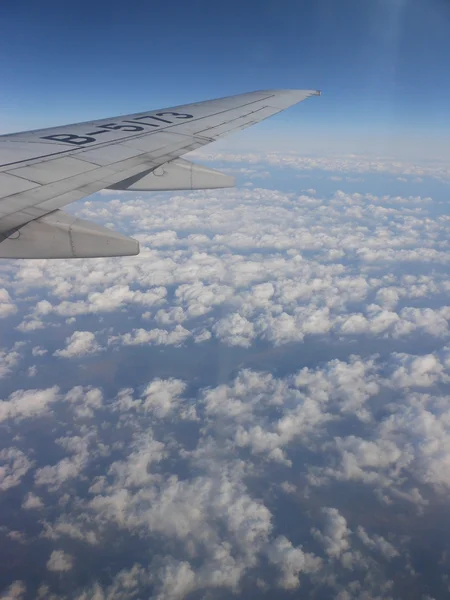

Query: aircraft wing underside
[{"left": 0, "top": 89, "right": 320, "bottom": 258}]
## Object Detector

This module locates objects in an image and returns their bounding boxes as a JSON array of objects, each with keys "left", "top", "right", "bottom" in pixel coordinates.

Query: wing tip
[
  {"left": 260, "top": 88, "right": 322, "bottom": 108},
  {"left": 296, "top": 89, "right": 321, "bottom": 97},
  {"left": 266, "top": 88, "right": 322, "bottom": 100}
]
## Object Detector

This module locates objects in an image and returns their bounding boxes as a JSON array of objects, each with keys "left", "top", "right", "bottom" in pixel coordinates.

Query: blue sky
[{"left": 2, "top": 0, "right": 450, "bottom": 150}]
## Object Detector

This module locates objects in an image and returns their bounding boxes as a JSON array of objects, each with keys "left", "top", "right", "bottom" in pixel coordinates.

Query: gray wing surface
[{"left": 0, "top": 89, "right": 320, "bottom": 258}]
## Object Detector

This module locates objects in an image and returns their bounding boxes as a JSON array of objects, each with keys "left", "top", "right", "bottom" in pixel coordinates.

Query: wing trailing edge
[
  {"left": 108, "top": 158, "right": 235, "bottom": 192},
  {"left": 0, "top": 210, "right": 139, "bottom": 259}
]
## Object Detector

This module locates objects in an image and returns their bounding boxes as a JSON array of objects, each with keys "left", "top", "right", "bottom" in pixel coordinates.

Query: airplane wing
[{"left": 0, "top": 89, "right": 320, "bottom": 259}]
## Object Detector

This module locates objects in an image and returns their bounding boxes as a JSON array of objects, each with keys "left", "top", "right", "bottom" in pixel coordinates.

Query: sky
[
  {"left": 2, "top": 1, "right": 450, "bottom": 599},
  {"left": 2, "top": 0, "right": 450, "bottom": 154}
]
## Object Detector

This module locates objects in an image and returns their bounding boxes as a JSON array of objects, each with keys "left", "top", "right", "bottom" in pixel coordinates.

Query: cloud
[
  {"left": 16, "top": 318, "right": 46, "bottom": 333},
  {"left": 22, "top": 493, "right": 44, "bottom": 510},
  {"left": 267, "top": 536, "right": 322, "bottom": 589},
  {"left": 294, "top": 356, "right": 380, "bottom": 421},
  {"left": 312, "top": 508, "right": 351, "bottom": 559},
  {"left": 0, "top": 387, "right": 59, "bottom": 423},
  {"left": 0, "top": 448, "right": 32, "bottom": 491},
  {"left": 0, "top": 582, "right": 26, "bottom": 600},
  {"left": 141, "top": 379, "right": 186, "bottom": 419},
  {"left": 194, "top": 329, "right": 212, "bottom": 343},
  {"left": 57, "top": 285, "right": 167, "bottom": 317},
  {"left": 65, "top": 386, "right": 103, "bottom": 419},
  {"left": 70, "top": 565, "right": 149, "bottom": 600},
  {"left": 0, "top": 347, "right": 21, "bottom": 379},
  {"left": 155, "top": 560, "right": 196, "bottom": 600},
  {"left": 46, "top": 550, "right": 74, "bottom": 572},
  {"left": 193, "top": 150, "right": 450, "bottom": 181},
  {"left": 0, "top": 289, "right": 16, "bottom": 319},
  {"left": 34, "top": 432, "right": 94, "bottom": 491},
  {"left": 31, "top": 346, "right": 48, "bottom": 357},
  {"left": 321, "top": 435, "right": 409, "bottom": 487},
  {"left": 175, "top": 282, "right": 233, "bottom": 317},
  {"left": 54, "top": 331, "right": 102, "bottom": 358},
  {"left": 1, "top": 156, "right": 450, "bottom": 598},
  {"left": 111, "top": 324, "right": 191, "bottom": 347},
  {"left": 213, "top": 313, "right": 255, "bottom": 347},
  {"left": 3, "top": 179, "right": 450, "bottom": 358},
  {"left": 356, "top": 527, "right": 399, "bottom": 560},
  {"left": 390, "top": 353, "right": 448, "bottom": 388},
  {"left": 0, "top": 350, "right": 448, "bottom": 596}
]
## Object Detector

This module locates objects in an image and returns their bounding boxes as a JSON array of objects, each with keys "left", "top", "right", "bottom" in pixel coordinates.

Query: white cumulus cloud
[{"left": 54, "top": 331, "right": 102, "bottom": 358}]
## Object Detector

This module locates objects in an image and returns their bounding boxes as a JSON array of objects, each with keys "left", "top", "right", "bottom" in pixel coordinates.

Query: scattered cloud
[
  {"left": 22, "top": 493, "right": 44, "bottom": 510},
  {"left": 54, "top": 331, "right": 102, "bottom": 358},
  {"left": 193, "top": 150, "right": 450, "bottom": 181},
  {"left": 0, "top": 387, "right": 59, "bottom": 423},
  {"left": 0, "top": 347, "right": 21, "bottom": 379},
  {"left": 312, "top": 508, "right": 351, "bottom": 559},
  {"left": 0, "top": 156, "right": 449, "bottom": 598},
  {"left": 110, "top": 324, "right": 191, "bottom": 347},
  {"left": 0, "top": 448, "right": 32, "bottom": 491},
  {"left": 46, "top": 550, "right": 74, "bottom": 572},
  {"left": 0, "top": 289, "right": 16, "bottom": 319},
  {"left": 268, "top": 536, "right": 322, "bottom": 589},
  {"left": 0, "top": 581, "right": 26, "bottom": 600}
]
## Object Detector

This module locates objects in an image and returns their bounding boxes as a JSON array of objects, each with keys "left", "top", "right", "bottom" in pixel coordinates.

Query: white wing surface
[{"left": 0, "top": 89, "right": 320, "bottom": 258}]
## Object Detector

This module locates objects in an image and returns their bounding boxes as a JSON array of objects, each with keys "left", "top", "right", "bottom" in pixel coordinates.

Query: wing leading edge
[{"left": 0, "top": 89, "right": 320, "bottom": 259}]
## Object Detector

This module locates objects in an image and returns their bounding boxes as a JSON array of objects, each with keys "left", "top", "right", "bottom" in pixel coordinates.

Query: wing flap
[
  {"left": 109, "top": 159, "right": 235, "bottom": 191},
  {"left": 0, "top": 210, "right": 139, "bottom": 259}
]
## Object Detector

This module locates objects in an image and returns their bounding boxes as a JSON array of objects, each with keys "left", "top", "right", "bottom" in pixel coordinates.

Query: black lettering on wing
[
  {"left": 95, "top": 123, "right": 145, "bottom": 132},
  {"left": 130, "top": 116, "right": 160, "bottom": 127},
  {"left": 156, "top": 112, "right": 193, "bottom": 119},
  {"left": 41, "top": 134, "right": 96, "bottom": 146},
  {"left": 146, "top": 115, "right": 172, "bottom": 124},
  {"left": 86, "top": 130, "right": 109, "bottom": 136}
]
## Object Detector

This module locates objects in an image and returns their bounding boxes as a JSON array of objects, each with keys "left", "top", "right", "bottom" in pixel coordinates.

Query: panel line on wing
[
  {"left": 0, "top": 138, "right": 206, "bottom": 227},
  {"left": 0, "top": 94, "right": 276, "bottom": 169}
]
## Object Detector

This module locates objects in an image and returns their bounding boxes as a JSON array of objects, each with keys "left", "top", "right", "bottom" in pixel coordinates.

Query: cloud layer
[{"left": 1, "top": 156, "right": 450, "bottom": 598}]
